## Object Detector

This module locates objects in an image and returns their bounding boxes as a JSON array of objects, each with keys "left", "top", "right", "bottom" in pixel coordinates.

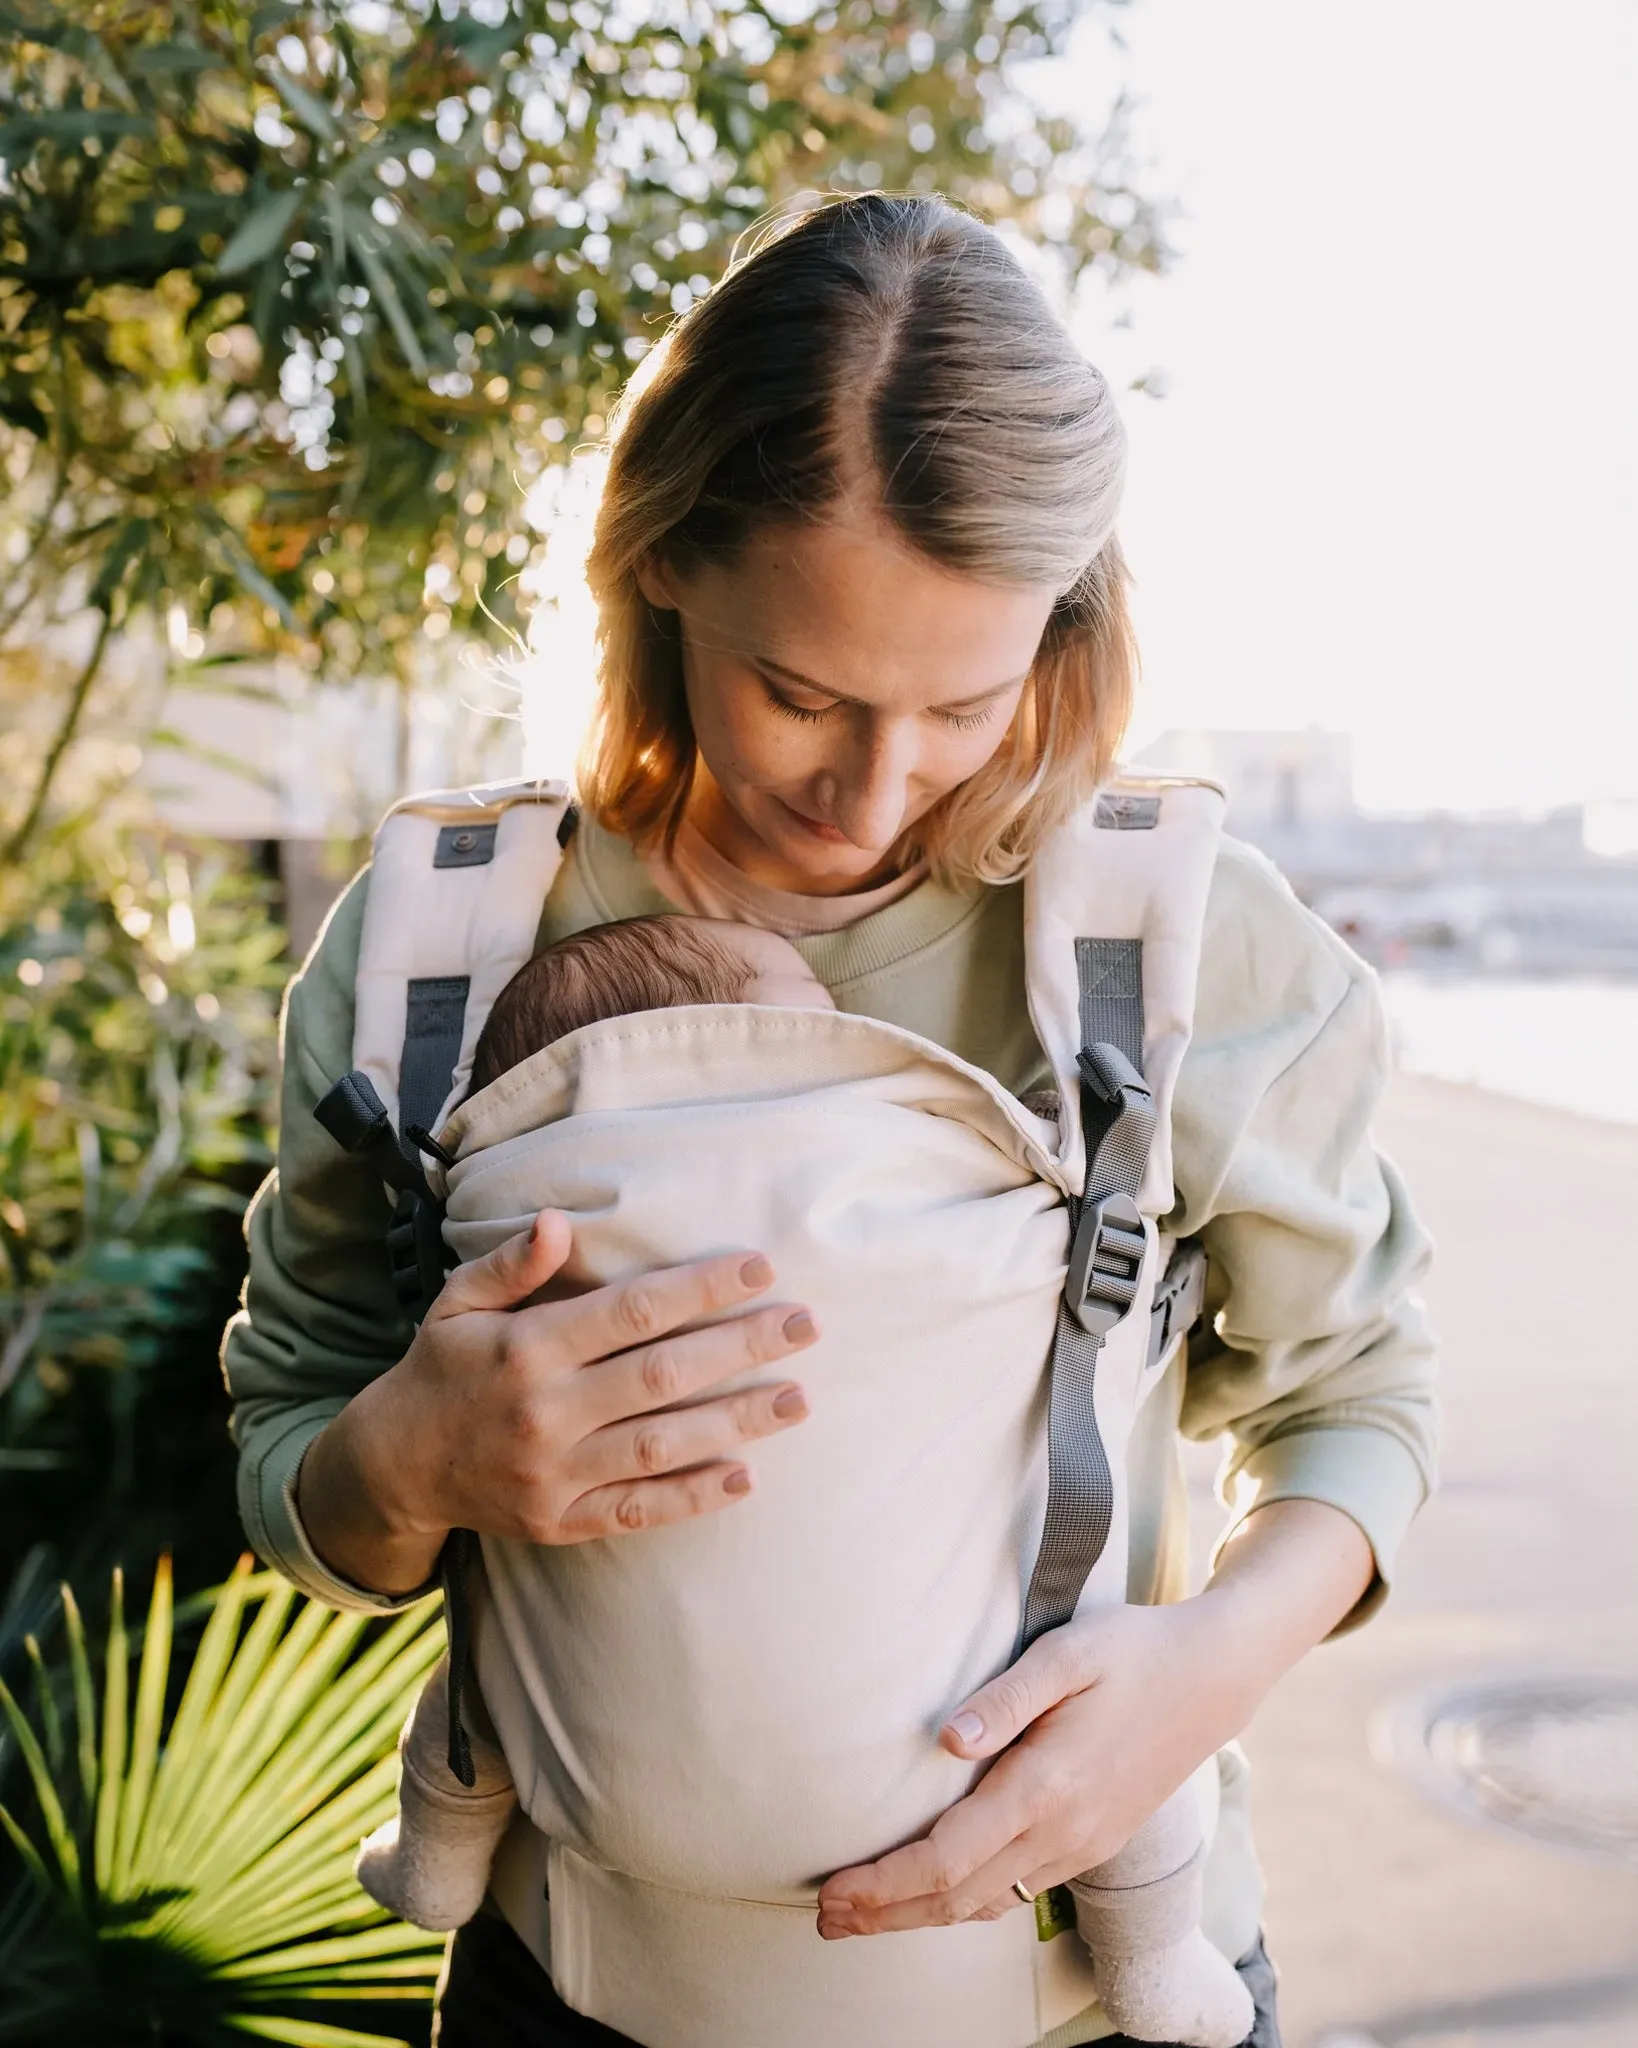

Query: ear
[{"left": 635, "top": 548, "right": 682, "bottom": 613}]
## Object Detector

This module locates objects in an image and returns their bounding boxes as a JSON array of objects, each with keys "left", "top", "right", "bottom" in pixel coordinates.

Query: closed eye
[
  {"left": 935, "top": 702, "right": 1002, "bottom": 731},
  {"left": 760, "top": 676, "right": 836, "bottom": 724},
  {"left": 760, "top": 671, "right": 1008, "bottom": 732}
]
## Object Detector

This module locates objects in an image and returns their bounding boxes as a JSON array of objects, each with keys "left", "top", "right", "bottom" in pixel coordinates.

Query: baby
[
  {"left": 355, "top": 913, "right": 1251, "bottom": 2048},
  {"left": 358, "top": 913, "right": 835, "bottom": 1932}
]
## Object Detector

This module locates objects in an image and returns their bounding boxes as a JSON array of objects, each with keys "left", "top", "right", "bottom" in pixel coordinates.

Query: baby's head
[{"left": 469, "top": 914, "right": 834, "bottom": 1095}]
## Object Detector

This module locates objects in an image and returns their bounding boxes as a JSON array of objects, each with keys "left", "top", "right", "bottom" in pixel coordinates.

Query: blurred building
[
  {"left": 1137, "top": 729, "right": 1638, "bottom": 979},
  {"left": 1137, "top": 727, "right": 1356, "bottom": 835},
  {"left": 143, "top": 665, "right": 522, "bottom": 956}
]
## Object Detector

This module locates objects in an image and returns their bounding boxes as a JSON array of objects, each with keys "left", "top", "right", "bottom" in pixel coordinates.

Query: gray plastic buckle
[
  {"left": 1146, "top": 1238, "right": 1208, "bottom": 1367},
  {"left": 1065, "top": 1191, "right": 1147, "bottom": 1338}
]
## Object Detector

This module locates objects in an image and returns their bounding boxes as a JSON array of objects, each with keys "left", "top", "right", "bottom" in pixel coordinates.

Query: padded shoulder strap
[
  {"left": 353, "top": 779, "right": 574, "bottom": 1133},
  {"left": 1024, "top": 773, "right": 1224, "bottom": 1209},
  {"left": 1016, "top": 773, "right": 1224, "bottom": 1649}
]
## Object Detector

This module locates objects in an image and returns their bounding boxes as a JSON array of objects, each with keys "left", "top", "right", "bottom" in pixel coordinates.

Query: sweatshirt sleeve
[
  {"left": 1172, "top": 837, "right": 1438, "bottom": 1630},
  {"left": 220, "top": 865, "right": 429, "bottom": 1613}
]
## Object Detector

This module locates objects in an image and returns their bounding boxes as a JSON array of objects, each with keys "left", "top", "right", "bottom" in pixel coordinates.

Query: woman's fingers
[
  {"left": 966, "top": 1851, "right": 1066, "bottom": 1922},
  {"left": 557, "top": 1459, "right": 769, "bottom": 1540},
  {"left": 820, "top": 1827, "right": 1058, "bottom": 1937},
  {"left": 939, "top": 1625, "right": 1094, "bottom": 1760},
  {"left": 408, "top": 1231, "right": 817, "bottom": 1546},
  {"left": 819, "top": 1753, "right": 1035, "bottom": 1928},
  {"left": 538, "top": 1248, "right": 786, "bottom": 1374},
  {"left": 430, "top": 1208, "right": 572, "bottom": 1319},
  {"left": 572, "top": 1292, "right": 819, "bottom": 1429},
  {"left": 575, "top": 1377, "right": 810, "bottom": 1490}
]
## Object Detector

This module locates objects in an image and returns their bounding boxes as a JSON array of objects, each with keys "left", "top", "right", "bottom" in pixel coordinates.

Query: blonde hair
[{"left": 579, "top": 193, "right": 1134, "bottom": 885}]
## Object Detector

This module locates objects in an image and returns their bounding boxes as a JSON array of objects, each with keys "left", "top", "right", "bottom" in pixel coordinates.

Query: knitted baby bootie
[{"left": 355, "top": 1657, "right": 517, "bottom": 1932}]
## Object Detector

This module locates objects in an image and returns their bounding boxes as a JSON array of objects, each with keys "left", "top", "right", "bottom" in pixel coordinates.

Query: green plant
[
  {"left": 0, "top": 822, "right": 284, "bottom": 1597},
  {"left": 0, "top": 1553, "right": 446, "bottom": 2046},
  {"left": 0, "top": 0, "right": 1165, "bottom": 852}
]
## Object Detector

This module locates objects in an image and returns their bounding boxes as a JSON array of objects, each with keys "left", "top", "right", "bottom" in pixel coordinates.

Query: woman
[{"left": 224, "top": 194, "right": 1436, "bottom": 2046}]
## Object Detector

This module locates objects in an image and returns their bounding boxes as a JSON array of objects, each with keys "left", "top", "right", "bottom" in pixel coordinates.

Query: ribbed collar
[{"left": 575, "top": 815, "right": 989, "bottom": 989}]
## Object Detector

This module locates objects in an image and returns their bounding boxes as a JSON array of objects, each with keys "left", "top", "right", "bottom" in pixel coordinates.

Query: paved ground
[{"left": 1184, "top": 1075, "right": 1638, "bottom": 2048}]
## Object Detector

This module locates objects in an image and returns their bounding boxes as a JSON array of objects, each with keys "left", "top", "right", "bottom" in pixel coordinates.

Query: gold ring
[{"left": 1011, "top": 1879, "right": 1036, "bottom": 1905}]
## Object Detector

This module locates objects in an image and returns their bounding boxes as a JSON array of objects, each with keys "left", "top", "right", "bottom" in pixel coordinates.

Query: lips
[{"left": 775, "top": 797, "right": 852, "bottom": 846}]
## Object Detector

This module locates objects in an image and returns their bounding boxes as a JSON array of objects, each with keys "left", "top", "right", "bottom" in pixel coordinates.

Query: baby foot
[
  {"left": 354, "top": 1763, "right": 517, "bottom": 1931},
  {"left": 1093, "top": 1928, "right": 1255, "bottom": 2048}
]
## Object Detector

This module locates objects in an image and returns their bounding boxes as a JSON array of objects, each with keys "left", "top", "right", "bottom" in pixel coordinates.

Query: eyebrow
[{"left": 757, "top": 656, "right": 1029, "bottom": 713}]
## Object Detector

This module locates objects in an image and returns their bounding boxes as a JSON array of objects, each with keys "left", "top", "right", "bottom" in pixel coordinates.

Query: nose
[{"left": 820, "top": 713, "right": 922, "bottom": 851}]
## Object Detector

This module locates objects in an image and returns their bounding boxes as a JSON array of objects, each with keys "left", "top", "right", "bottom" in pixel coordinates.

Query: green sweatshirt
[{"left": 220, "top": 815, "right": 1436, "bottom": 2033}]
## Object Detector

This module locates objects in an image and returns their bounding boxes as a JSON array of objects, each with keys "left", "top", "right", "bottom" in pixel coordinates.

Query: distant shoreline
[{"left": 1381, "top": 974, "right": 1638, "bottom": 1129}]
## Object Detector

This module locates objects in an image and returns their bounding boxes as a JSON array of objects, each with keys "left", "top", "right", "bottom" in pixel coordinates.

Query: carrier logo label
[
  {"left": 1093, "top": 792, "right": 1161, "bottom": 831},
  {"left": 1035, "top": 1885, "right": 1075, "bottom": 1941}
]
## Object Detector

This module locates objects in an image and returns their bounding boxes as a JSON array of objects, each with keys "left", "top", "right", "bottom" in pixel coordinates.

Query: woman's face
[{"left": 637, "top": 499, "right": 1059, "bottom": 894}]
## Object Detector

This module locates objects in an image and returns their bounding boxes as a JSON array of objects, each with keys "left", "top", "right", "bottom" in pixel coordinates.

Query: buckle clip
[{"left": 1066, "top": 1191, "right": 1147, "bottom": 1338}]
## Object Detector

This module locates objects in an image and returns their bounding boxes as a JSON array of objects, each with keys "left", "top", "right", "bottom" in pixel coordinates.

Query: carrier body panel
[{"left": 349, "top": 775, "right": 1225, "bottom": 2048}]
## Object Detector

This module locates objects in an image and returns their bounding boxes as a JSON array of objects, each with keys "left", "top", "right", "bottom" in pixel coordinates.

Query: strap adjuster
[
  {"left": 1065, "top": 1190, "right": 1147, "bottom": 1338},
  {"left": 1146, "top": 1237, "right": 1208, "bottom": 1367}
]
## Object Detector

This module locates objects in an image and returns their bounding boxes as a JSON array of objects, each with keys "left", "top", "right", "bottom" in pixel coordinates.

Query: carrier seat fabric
[{"left": 434, "top": 1003, "right": 1134, "bottom": 1900}]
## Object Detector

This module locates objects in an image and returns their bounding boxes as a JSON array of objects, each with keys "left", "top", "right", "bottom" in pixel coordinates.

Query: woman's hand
[
  {"left": 816, "top": 1498, "right": 1374, "bottom": 1937},
  {"left": 297, "top": 1208, "right": 817, "bottom": 1596}
]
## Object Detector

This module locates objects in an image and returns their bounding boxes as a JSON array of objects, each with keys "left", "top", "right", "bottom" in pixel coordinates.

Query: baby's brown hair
[{"left": 468, "top": 914, "right": 752, "bottom": 1094}]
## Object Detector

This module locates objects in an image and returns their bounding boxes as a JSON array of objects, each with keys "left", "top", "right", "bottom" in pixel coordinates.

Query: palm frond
[{"left": 0, "top": 1555, "right": 445, "bottom": 2046}]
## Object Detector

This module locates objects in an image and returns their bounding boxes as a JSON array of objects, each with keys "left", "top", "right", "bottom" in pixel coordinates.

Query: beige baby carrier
[{"left": 317, "top": 775, "right": 1226, "bottom": 2048}]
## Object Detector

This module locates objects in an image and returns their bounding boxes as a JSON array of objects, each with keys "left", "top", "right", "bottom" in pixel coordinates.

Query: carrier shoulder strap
[
  {"left": 352, "top": 778, "right": 577, "bottom": 1138},
  {"left": 1019, "top": 773, "right": 1224, "bottom": 1646},
  {"left": 334, "top": 777, "right": 576, "bottom": 1787}
]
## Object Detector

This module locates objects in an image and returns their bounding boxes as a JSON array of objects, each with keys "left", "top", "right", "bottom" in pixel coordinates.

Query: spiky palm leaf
[{"left": 0, "top": 1554, "right": 446, "bottom": 2046}]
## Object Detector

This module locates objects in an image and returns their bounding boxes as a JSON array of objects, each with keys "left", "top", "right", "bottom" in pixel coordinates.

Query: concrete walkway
[{"left": 1189, "top": 1075, "right": 1638, "bottom": 2048}]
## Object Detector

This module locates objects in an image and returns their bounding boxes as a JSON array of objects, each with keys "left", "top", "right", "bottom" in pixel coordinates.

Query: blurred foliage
[
  {"left": 0, "top": 0, "right": 1165, "bottom": 849},
  {"left": 0, "top": 1553, "right": 445, "bottom": 2046},
  {"left": 0, "top": 821, "right": 283, "bottom": 1605}
]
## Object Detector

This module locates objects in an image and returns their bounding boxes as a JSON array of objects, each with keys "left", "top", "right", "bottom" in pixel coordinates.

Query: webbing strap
[
  {"left": 400, "top": 975, "right": 470, "bottom": 1141},
  {"left": 441, "top": 1529, "right": 479, "bottom": 1786},
  {"left": 399, "top": 975, "right": 477, "bottom": 1782},
  {"left": 1020, "top": 939, "right": 1155, "bottom": 1649},
  {"left": 1076, "top": 937, "right": 1144, "bottom": 1071},
  {"left": 1022, "top": 1303, "right": 1116, "bottom": 1645}
]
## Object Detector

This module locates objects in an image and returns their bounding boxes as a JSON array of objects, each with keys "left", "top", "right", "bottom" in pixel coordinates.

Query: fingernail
[
  {"left": 740, "top": 1254, "right": 774, "bottom": 1289},
  {"left": 946, "top": 1711, "right": 985, "bottom": 1744},
  {"left": 722, "top": 1468, "right": 752, "bottom": 1496},
  {"left": 782, "top": 1311, "right": 816, "bottom": 1345},
  {"left": 772, "top": 1386, "right": 808, "bottom": 1420}
]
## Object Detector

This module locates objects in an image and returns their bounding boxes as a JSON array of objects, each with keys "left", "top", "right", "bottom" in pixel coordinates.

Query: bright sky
[{"left": 1053, "top": 0, "right": 1638, "bottom": 815}]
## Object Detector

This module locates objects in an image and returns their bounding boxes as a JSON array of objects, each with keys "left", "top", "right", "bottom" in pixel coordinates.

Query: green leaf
[
  {"left": 249, "top": 0, "right": 303, "bottom": 40},
  {"left": 267, "top": 64, "right": 342, "bottom": 143},
  {"left": 112, "top": 1555, "right": 171, "bottom": 1893},
  {"left": 217, "top": 188, "right": 305, "bottom": 277},
  {"left": 0, "top": 1676, "right": 81, "bottom": 1903},
  {"left": 337, "top": 201, "right": 428, "bottom": 379},
  {"left": 201, "top": 521, "right": 300, "bottom": 628},
  {"left": 88, "top": 520, "right": 150, "bottom": 611},
  {"left": 227, "top": 2015, "right": 418, "bottom": 2047},
  {"left": 23, "top": 1634, "right": 63, "bottom": 1773},
  {"left": 92, "top": 1566, "right": 126, "bottom": 1896},
  {"left": 0, "top": 1800, "right": 55, "bottom": 1897},
  {"left": 60, "top": 1586, "right": 97, "bottom": 1814},
  {"left": 129, "top": 44, "right": 226, "bottom": 75}
]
